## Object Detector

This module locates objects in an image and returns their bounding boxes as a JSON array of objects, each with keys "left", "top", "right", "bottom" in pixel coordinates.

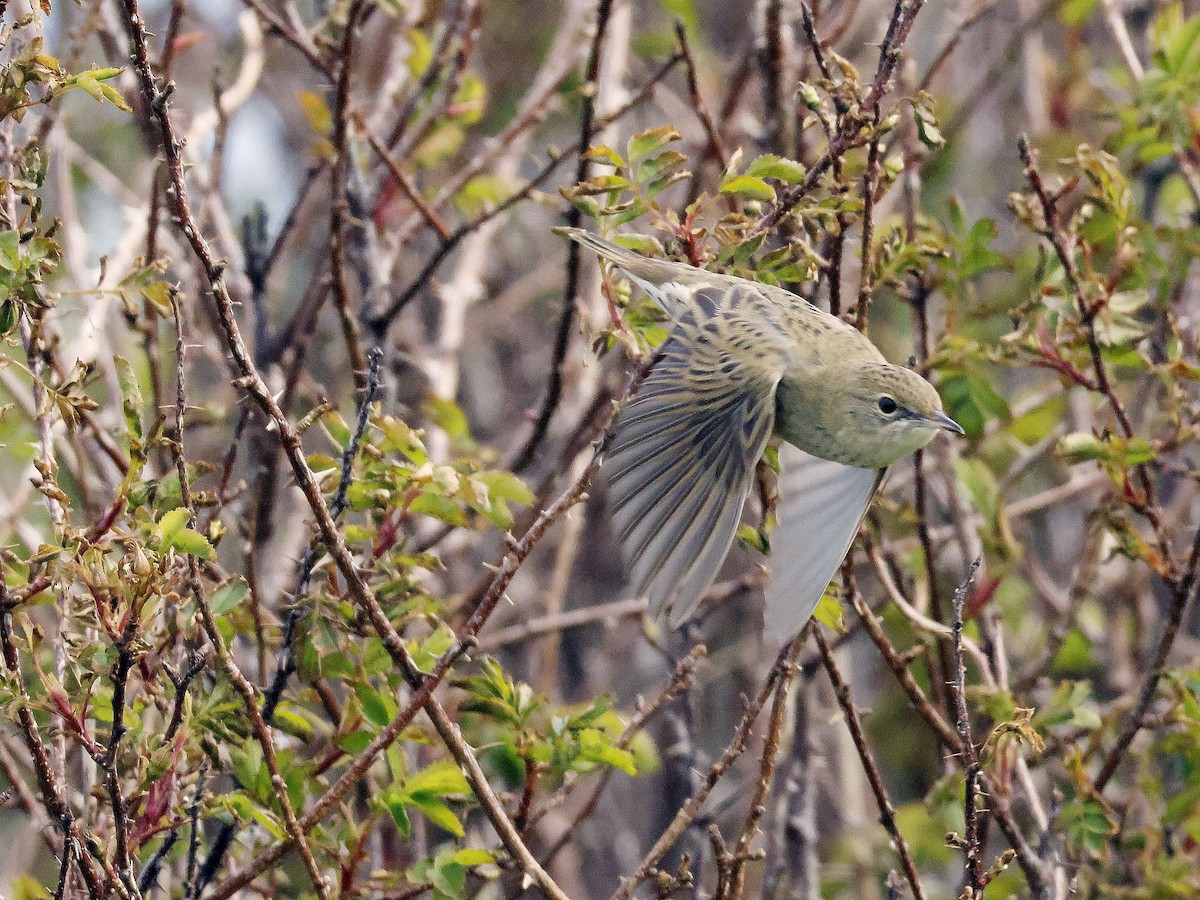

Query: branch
[
  {"left": 949, "top": 561, "right": 984, "bottom": 894},
  {"left": 609, "top": 643, "right": 797, "bottom": 900},
  {"left": 119, "top": 5, "right": 566, "bottom": 895},
  {"left": 509, "top": 0, "right": 616, "bottom": 472},
  {"left": 815, "top": 627, "right": 926, "bottom": 900}
]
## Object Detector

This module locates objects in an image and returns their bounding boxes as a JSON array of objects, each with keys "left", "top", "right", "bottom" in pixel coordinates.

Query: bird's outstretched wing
[
  {"left": 606, "top": 285, "right": 788, "bottom": 627},
  {"left": 764, "top": 445, "right": 884, "bottom": 640}
]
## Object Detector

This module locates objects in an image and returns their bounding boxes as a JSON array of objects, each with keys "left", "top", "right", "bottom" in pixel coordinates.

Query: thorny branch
[{"left": 120, "top": 4, "right": 567, "bottom": 896}]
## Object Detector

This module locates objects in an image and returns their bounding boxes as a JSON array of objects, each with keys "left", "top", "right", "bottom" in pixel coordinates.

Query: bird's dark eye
[{"left": 878, "top": 396, "right": 898, "bottom": 414}]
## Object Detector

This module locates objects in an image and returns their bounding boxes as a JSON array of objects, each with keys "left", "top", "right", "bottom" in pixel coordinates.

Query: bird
[{"left": 563, "top": 228, "right": 965, "bottom": 640}]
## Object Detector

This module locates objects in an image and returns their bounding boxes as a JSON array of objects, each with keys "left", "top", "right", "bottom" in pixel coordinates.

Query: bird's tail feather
[{"left": 558, "top": 228, "right": 712, "bottom": 318}]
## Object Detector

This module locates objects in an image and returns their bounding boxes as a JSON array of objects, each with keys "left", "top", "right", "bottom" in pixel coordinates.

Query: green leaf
[
  {"left": 155, "top": 507, "right": 214, "bottom": 560},
  {"left": 455, "top": 174, "right": 518, "bottom": 216},
  {"left": 386, "top": 795, "right": 411, "bottom": 836},
  {"left": 66, "top": 67, "right": 132, "bottom": 112},
  {"left": 409, "top": 796, "right": 465, "bottom": 836},
  {"left": 473, "top": 469, "right": 534, "bottom": 505},
  {"left": 377, "top": 414, "right": 428, "bottom": 464},
  {"left": 745, "top": 154, "right": 806, "bottom": 184},
  {"left": 0, "top": 298, "right": 15, "bottom": 336},
  {"left": 209, "top": 579, "right": 249, "bottom": 615},
  {"left": 424, "top": 396, "right": 476, "bottom": 451},
  {"left": 813, "top": 588, "right": 847, "bottom": 634},
  {"left": 1063, "top": 796, "right": 1115, "bottom": 856},
  {"left": 405, "top": 759, "right": 471, "bottom": 797},
  {"left": 913, "top": 105, "right": 945, "bottom": 148},
  {"left": 719, "top": 175, "right": 776, "bottom": 201},
  {"left": 451, "top": 848, "right": 495, "bottom": 867},
  {"left": 736, "top": 524, "right": 768, "bottom": 554},
  {"left": 114, "top": 355, "right": 144, "bottom": 449},
  {"left": 1057, "top": 432, "right": 1108, "bottom": 463},
  {"left": 626, "top": 125, "right": 682, "bottom": 163},
  {"left": 611, "top": 233, "right": 665, "bottom": 256},
  {"left": 297, "top": 90, "right": 332, "bottom": 135},
  {"left": 577, "top": 728, "right": 636, "bottom": 774},
  {"left": 1058, "top": 0, "right": 1099, "bottom": 25},
  {"left": 354, "top": 682, "right": 395, "bottom": 729}
]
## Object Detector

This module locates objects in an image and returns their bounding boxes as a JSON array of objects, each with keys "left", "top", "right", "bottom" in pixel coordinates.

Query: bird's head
[{"left": 833, "top": 364, "right": 964, "bottom": 467}]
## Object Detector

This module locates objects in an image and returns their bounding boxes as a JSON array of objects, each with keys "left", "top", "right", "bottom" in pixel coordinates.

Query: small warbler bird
[{"left": 564, "top": 228, "right": 964, "bottom": 640}]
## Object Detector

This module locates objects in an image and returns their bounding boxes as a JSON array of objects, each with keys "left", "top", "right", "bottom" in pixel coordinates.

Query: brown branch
[
  {"left": 241, "top": 0, "right": 333, "bottom": 78},
  {"left": 916, "top": 0, "right": 1007, "bottom": 94},
  {"left": 949, "top": 561, "right": 984, "bottom": 894},
  {"left": 674, "top": 21, "right": 729, "bottom": 169},
  {"left": 1018, "top": 138, "right": 1200, "bottom": 792},
  {"left": 360, "top": 119, "right": 452, "bottom": 241},
  {"left": 167, "top": 295, "right": 329, "bottom": 899},
  {"left": 103, "top": 622, "right": 141, "bottom": 896},
  {"left": 727, "top": 639, "right": 802, "bottom": 896},
  {"left": 855, "top": 129, "right": 881, "bottom": 331},
  {"left": 477, "top": 597, "right": 647, "bottom": 650},
  {"left": 814, "top": 627, "right": 926, "bottom": 900},
  {"left": 763, "top": 0, "right": 928, "bottom": 230},
  {"left": 328, "top": 0, "right": 369, "bottom": 389},
  {"left": 849, "top": 574, "right": 961, "bottom": 751},
  {"left": 0, "top": 579, "right": 104, "bottom": 898},
  {"left": 609, "top": 644, "right": 796, "bottom": 900},
  {"left": 366, "top": 51, "right": 682, "bottom": 336},
  {"left": 798, "top": 2, "right": 833, "bottom": 82},
  {"left": 120, "top": 5, "right": 566, "bottom": 895},
  {"left": 509, "top": 0, "right": 616, "bottom": 472}
]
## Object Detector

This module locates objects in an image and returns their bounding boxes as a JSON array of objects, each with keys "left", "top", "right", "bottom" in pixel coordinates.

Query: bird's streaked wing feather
[
  {"left": 764, "top": 446, "right": 884, "bottom": 640},
  {"left": 606, "top": 286, "right": 788, "bottom": 627}
]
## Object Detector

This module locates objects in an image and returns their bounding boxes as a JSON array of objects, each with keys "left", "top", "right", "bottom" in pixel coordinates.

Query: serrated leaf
[
  {"left": 813, "top": 588, "right": 846, "bottom": 634},
  {"left": 578, "top": 728, "right": 637, "bottom": 774},
  {"left": 745, "top": 154, "right": 807, "bottom": 183},
  {"left": 719, "top": 175, "right": 776, "bottom": 201},
  {"left": 209, "top": 579, "right": 249, "bottom": 615},
  {"left": 626, "top": 125, "right": 682, "bottom": 163}
]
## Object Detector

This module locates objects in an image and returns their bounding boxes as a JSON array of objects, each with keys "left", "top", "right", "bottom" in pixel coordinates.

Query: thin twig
[
  {"left": 609, "top": 644, "right": 796, "bottom": 900},
  {"left": 727, "top": 638, "right": 802, "bottom": 896},
  {"left": 510, "top": 0, "right": 616, "bottom": 471},
  {"left": 815, "top": 627, "right": 926, "bottom": 900},
  {"left": 949, "top": 560, "right": 984, "bottom": 894}
]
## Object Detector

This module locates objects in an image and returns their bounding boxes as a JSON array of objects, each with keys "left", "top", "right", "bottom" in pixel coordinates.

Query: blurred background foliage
[{"left": 1, "top": 0, "right": 1200, "bottom": 898}]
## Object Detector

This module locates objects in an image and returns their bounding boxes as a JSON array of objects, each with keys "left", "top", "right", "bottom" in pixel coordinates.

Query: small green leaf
[
  {"left": 813, "top": 588, "right": 847, "bottom": 634},
  {"left": 209, "top": 579, "right": 249, "bottom": 615},
  {"left": 719, "top": 175, "right": 776, "bottom": 201},
  {"left": 354, "top": 682, "right": 395, "bottom": 729},
  {"left": 0, "top": 298, "right": 17, "bottom": 336},
  {"left": 745, "top": 154, "right": 807, "bottom": 184},
  {"left": 626, "top": 125, "right": 682, "bottom": 163},
  {"left": 451, "top": 848, "right": 495, "bottom": 867},
  {"left": 409, "top": 796, "right": 465, "bottom": 836},
  {"left": 406, "top": 759, "right": 471, "bottom": 796},
  {"left": 577, "top": 728, "right": 637, "bottom": 774},
  {"left": 155, "top": 507, "right": 214, "bottom": 559}
]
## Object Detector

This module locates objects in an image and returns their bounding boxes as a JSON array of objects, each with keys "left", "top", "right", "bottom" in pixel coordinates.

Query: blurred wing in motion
[
  {"left": 764, "top": 445, "right": 884, "bottom": 640},
  {"left": 606, "top": 286, "right": 788, "bottom": 627}
]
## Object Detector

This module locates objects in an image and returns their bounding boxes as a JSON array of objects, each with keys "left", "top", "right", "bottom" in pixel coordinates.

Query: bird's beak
[{"left": 930, "top": 412, "right": 966, "bottom": 435}]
